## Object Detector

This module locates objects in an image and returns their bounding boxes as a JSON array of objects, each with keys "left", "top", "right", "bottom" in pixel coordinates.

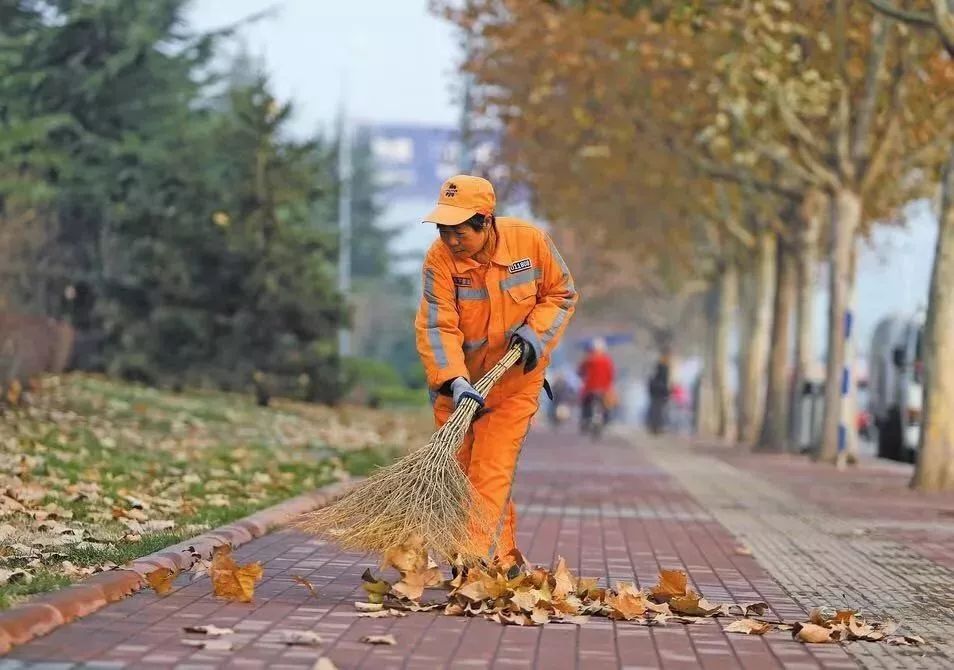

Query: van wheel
[{"left": 877, "top": 409, "right": 903, "bottom": 461}]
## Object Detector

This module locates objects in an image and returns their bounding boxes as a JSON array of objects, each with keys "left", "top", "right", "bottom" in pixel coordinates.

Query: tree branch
[
  {"left": 690, "top": 153, "right": 803, "bottom": 201},
  {"left": 852, "top": 15, "right": 890, "bottom": 170},
  {"left": 866, "top": 0, "right": 935, "bottom": 27}
]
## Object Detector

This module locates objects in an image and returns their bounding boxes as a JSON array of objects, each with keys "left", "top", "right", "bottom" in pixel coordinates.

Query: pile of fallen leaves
[
  {"left": 344, "top": 542, "right": 925, "bottom": 647},
  {"left": 0, "top": 374, "right": 430, "bottom": 607}
]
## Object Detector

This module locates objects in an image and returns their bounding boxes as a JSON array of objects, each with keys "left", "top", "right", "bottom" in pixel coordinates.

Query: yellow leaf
[
  {"left": 651, "top": 569, "right": 688, "bottom": 602},
  {"left": 210, "top": 545, "right": 263, "bottom": 603},
  {"left": 146, "top": 567, "right": 177, "bottom": 596}
]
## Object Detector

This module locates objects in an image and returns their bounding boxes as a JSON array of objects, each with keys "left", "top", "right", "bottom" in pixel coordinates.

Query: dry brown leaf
[
  {"left": 146, "top": 568, "right": 177, "bottom": 595},
  {"left": 183, "top": 625, "right": 234, "bottom": 636},
  {"left": 381, "top": 535, "right": 427, "bottom": 573},
  {"left": 725, "top": 619, "right": 772, "bottom": 635},
  {"left": 606, "top": 589, "right": 647, "bottom": 621},
  {"left": 182, "top": 638, "right": 234, "bottom": 651},
  {"left": 552, "top": 594, "right": 583, "bottom": 615},
  {"left": 210, "top": 545, "right": 263, "bottom": 603},
  {"left": 510, "top": 588, "right": 540, "bottom": 613},
  {"left": 669, "top": 592, "right": 723, "bottom": 617},
  {"left": 530, "top": 606, "right": 551, "bottom": 625},
  {"left": 444, "top": 602, "right": 465, "bottom": 616},
  {"left": 312, "top": 659, "right": 339, "bottom": 670},
  {"left": 793, "top": 622, "right": 840, "bottom": 643},
  {"left": 496, "top": 548, "right": 526, "bottom": 573},
  {"left": 293, "top": 575, "right": 319, "bottom": 600},
  {"left": 360, "top": 634, "right": 397, "bottom": 645},
  {"left": 278, "top": 630, "right": 324, "bottom": 646},
  {"left": 456, "top": 579, "right": 490, "bottom": 602},
  {"left": 651, "top": 569, "right": 688, "bottom": 602},
  {"left": 392, "top": 567, "right": 442, "bottom": 601},
  {"left": 552, "top": 556, "right": 576, "bottom": 599}
]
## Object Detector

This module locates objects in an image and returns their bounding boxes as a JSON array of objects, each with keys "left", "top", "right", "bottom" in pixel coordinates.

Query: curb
[{"left": 0, "top": 480, "right": 353, "bottom": 655}]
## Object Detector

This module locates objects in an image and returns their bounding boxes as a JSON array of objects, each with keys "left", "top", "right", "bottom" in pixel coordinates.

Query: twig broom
[{"left": 295, "top": 345, "right": 524, "bottom": 562}]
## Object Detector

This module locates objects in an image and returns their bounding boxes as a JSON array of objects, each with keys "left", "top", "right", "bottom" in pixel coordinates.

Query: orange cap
[{"left": 423, "top": 175, "right": 495, "bottom": 226}]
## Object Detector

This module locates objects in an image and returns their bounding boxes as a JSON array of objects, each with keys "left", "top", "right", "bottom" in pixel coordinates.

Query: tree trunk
[
  {"left": 696, "top": 285, "right": 720, "bottom": 439},
  {"left": 912, "top": 144, "right": 954, "bottom": 491},
  {"left": 789, "top": 189, "right": 825, "bottom": 449},
  {"left": 714, "top": 260, "right": 739, "bottom": 442},
  {"left": 819, "top": 187, "right": 862, "bottom": 463},
  {"left": 758, "top": 241, "right": 797, "bottom": 452},
  {"left": 737, "top": 229, "right": 776, "bottom": 446}
]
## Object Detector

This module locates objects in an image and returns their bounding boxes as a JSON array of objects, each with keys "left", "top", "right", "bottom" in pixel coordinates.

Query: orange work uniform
[{"left": 415, "top": 216, "right": 577, "bottom": 557}]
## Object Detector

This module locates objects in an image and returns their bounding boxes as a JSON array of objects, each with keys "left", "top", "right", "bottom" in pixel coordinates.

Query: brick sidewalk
[{"left": 2, "top": 430, "right": 874, "bottom": 669}]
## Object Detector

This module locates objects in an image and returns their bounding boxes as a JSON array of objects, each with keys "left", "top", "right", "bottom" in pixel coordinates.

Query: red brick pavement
[
  {"left": 708, "top": 445, "right": 954, "bottom": 572},
  {"left": 1, "top": 431, "right": 860, "bottom": 669}
]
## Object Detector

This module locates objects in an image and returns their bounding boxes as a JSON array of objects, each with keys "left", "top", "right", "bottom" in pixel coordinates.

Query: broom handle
[{"left": 452, "top": 344, "right": 525, "bottom": 417}]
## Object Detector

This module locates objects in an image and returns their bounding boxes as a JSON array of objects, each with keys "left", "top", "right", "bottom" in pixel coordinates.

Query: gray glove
[{"left": 450, "top": 377, "right": 485, "bottom": 409}]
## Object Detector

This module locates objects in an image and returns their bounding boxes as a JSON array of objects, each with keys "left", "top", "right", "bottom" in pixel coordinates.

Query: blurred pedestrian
[
  {"left": 578, "top": 337, "right": 616, "bottom": 434},
  {"left": 646, "top": 354, "right": 671, "bottom": 434}
]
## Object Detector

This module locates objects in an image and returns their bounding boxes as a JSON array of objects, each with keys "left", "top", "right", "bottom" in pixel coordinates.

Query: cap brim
[{"left": 423, "top": 203, "right": 477, "bottom": 226}]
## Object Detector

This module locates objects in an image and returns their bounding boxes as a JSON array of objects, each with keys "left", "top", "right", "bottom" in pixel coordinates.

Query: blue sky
[{"left": 187, "top": 0, "right": 462, "bottom": 135}]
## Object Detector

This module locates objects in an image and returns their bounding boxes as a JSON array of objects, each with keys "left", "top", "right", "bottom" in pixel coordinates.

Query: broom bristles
[{"left": 296, "top": 346, "right": 524, "bottom": 562}]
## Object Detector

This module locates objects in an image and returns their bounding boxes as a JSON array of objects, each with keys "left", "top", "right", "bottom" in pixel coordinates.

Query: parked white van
[{"left": 867, "top": 313, "right": 924, "bottom": 462}]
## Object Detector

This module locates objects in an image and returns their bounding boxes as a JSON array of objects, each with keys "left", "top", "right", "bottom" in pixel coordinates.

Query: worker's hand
[
  {"left": 509, "top": 325, "right": 542, "bottom": 373},
  {"left": 450, "top": 377, "right": 485, "bottom": 409}
]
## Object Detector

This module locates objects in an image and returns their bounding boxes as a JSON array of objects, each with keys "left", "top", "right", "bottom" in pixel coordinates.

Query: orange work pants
[{"left": 433, "top": 373, "right": 542, "bottom": 559}]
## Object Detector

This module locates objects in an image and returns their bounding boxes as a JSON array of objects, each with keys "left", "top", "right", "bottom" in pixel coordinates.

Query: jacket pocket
[{"left": 507, "top": 281, "right": 537, "bottom": 304}]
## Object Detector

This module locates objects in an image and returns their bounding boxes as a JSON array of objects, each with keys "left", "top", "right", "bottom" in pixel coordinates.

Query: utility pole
[
  {"left": 337, "top": 104, "right": 353, "bottom": 358},
  {"left": 458, "top": 32, "right": 474, "bottom": 173}
]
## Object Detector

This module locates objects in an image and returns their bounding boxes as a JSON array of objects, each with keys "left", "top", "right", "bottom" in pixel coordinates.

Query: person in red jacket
[{"left": 578, "top": 337, "right": 615, "bottom": 431}]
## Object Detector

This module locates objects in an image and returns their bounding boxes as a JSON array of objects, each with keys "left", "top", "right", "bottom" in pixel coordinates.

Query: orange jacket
[{"left": 415, "top": 217, "right": 577, "bottom": 392}]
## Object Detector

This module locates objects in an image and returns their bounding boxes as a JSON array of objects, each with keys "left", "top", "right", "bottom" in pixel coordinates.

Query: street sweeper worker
[{"left": 414, "top": 174, "right": 577, "bottom": 559}]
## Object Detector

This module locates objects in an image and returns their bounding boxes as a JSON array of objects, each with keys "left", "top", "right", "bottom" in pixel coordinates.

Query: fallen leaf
[
  {"left": 552, "top": 556, "right": 576, "bottom": 599},
  {"left": 392, "top": 567, "right": 442, "bottom": 601},
  {"left": 312, "top": 659, "right": 338, "bottom": 670},
  {"left": 381, "top": 535, "right": 427, "bottom": 573},
  {"left": 510, "top": 588, "right": 541, "bottom": 613},
  {"left": 278, "top": 630, "right": 324, "bottom": 646},
  {"left": 210, "top": 545, "right": 263, "bottom": 603},
  {"left": 360, "top": 634, "right": 397, "bottom": 645},
  {"left": 725, "top": 619, "right": 772, "bottom": 635},
  {"left": 146, "top": 568, "right": 177, "bottom": 595},
  {"left": 793, "top": 622, "right": 839, "bottom": 643},
  {"left": 0, "top": 569, "right": 33, "bottom": 586},
  {"left": 669, "top": 592, "right": 723, "bottom": 617},
  {"left": 456, "top": 579, "right": 490, "bottom": 602},
  {"left": 887, "top": 634, "right": 925, "bottom": 646},
  {"left": 395, "top": 602, "right": 443, "bottom": 612},
  {"left": 293, "top": 575, "right": 319, "bottom": 600},
  {"left": 354, "top": 601, "right": 384, "bottom": 612},
  {"left": 183, "top": 625, "right": 234, "bottom": 636},
  {"left": 356, "top": 609, "right": 407, "bottom": 618},
  {"left": 651, "top": 569, "right": 688, "bottom": 602},
  {"left": 606, "top": 588, "right": 647, "bottom": 621},
  {"left": 531, "top": 606, "right": 551, "bottom": 625},
  {"left": 181, "top": 638, "right": 234, "bottom": 651},
  {"left": 808, "top": 607, "right": 828, "bottom": 626},
  {"left": 734, "top": 545, "right": 753, "bottom": 557},
  {"left": 444, "top": 602, "right": 465, "bottom": 616}
]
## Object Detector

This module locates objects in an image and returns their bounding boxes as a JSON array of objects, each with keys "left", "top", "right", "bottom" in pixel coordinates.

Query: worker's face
[{"left": 437, "top": 223, "right": 488, "bottom": 259}]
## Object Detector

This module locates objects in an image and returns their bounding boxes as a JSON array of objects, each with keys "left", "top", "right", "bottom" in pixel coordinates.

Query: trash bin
[{"left": 796, "top": 380, "right": 824, "bottom": 452}]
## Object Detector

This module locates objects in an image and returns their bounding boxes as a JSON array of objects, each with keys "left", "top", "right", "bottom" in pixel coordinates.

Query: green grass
[{"left": 0, "top": 373, "right": 430, "bottom": 609}]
